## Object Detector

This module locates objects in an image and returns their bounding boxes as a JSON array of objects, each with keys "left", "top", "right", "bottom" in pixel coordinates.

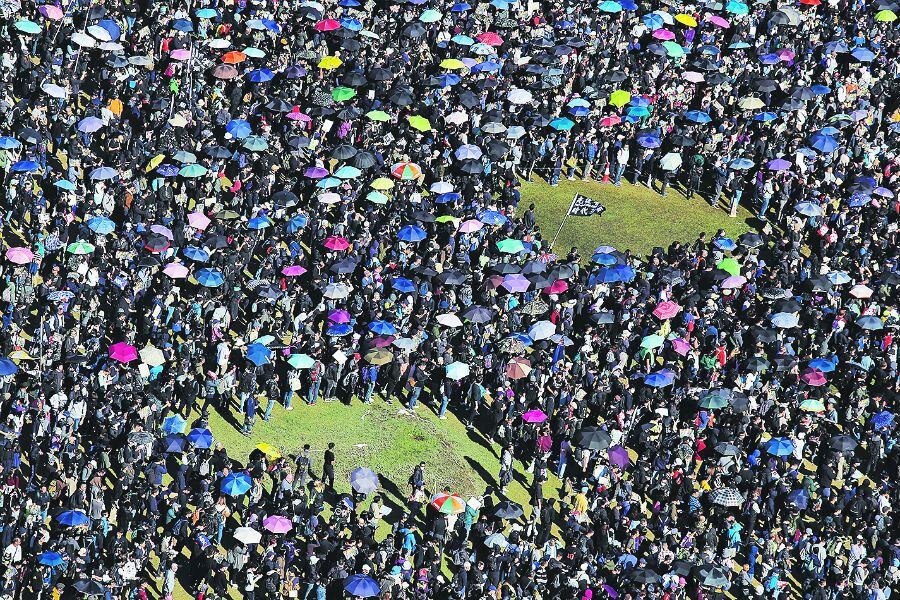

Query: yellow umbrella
[
  {"left": 875, "top": 9, "right": 896, "bottom": 21},
  {"left": 145, "top": 154, "right": 165, "bottom": 172},
  {"left": 256, "top": 443, "right": 282, "bottom": 459},
  {"left": 675, "top": 13, "right": 698, "bottom": 26},
  {"left": 370, "top": 177, "right": 395, "bottom": 190},
  {"left": 408, "top": 115, "right": 432, "bottom": 131},
  {"left": 439, "top": 58, "right": 467, "bottom": 70},
  {"left": 9, "top": 350, "right": 33, "bottom": 361},
  {"left": 318, "top": 55, "right": 343, "bottom": 70},
  {"left": 738, "top": 96, "right": 765, "bottom": 110},
  {"left": 609, "top": 89, "right": 631, "bottom": 108}
]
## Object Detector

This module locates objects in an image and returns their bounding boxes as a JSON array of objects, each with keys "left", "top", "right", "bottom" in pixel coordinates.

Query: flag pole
[{"left": 550, "top": 195, "right": 576, "bottom": 249}]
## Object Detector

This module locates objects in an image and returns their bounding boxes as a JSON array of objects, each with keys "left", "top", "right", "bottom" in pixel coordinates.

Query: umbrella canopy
[
  {"left": 430, "top": 492, "right": 466, "bottom": 514},
  {"left": 350, "top": 468, "right": 380, "bottom": 494}
]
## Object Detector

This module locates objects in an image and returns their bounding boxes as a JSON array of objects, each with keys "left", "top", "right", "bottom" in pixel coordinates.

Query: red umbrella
[
  {"left": 653, "top": 301, "right": 681, "bottom": 320},
  {"left": 430, "top": 492, "right": 466, "bottom": 514},
  {"left": 522, "top": 409, "right": 548, "bottom": 423},
  {"left": 477, "top": 31, "right": 504, "bottom": 46},
  {"left": 323, "top": 236, "right": 350, "bottom": 251},
  {"left": 109, "top": 342, "right": 138, "bottom": 363},
  {"left": 599, "top": 115, "right": 621, "bottom": 127},
  {"left": 801, "top": 367, "right": 827, "bottom": 387},
  {"left": 543, "top": 280, "right": 568, "bottom": 294},
  {"left": 314, "top": 19, "right": 340, "bottom": 31}
]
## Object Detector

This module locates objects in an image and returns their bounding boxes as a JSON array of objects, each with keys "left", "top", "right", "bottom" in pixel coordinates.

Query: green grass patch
[{"left": 519, "top": 175, "right": 754, "bottom": 258}]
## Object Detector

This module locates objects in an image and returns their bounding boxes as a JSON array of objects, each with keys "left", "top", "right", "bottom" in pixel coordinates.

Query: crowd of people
[{"left": 0, "top": 0, "right": 898, "bottom": 597}]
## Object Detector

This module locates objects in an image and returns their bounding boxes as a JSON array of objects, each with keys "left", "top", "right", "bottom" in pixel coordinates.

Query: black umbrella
[
  {"left": 729, "top": 391, "right": 750, "bottom": 412},
  {"left": 331, "top": 144, "right": 358, "bottom": 160},
  {"left": 458, "top": 91, "right": 480, "bottom": 109},
  {"left": 829, "top": 434, "right": 858, "bottom": 453},
  {"left": 694, "top": 565, "right": 729, "bottom": 588},
  {"left": 265, "top": 99, "right": 293, "bottom": 112},
  {"left": 628, "top": 569, "right": 662, "bottom": 584},
  {"left": 573, "top": 427, "right": 612, "bottom": 450},
  {"left": 390, "top": 90, "right": 414, "bottom": 107},
  {"left": 808, "top": 276, "right": 832, "bottom": 293},
  {"left": 205, "top": 145, "right": 231, "bottom": 159},
  {"left": 528, "top": 274, "right": 555, "bottom": 288},
  {"left": 368, "top": 67, "right": 393, "bottom": 81},
  {"left": 437, "top": 270, "right": 466, "bottom": 285},
  {"left": 521, "top": 261, "right": 546, "bottom": 275},
  {"left": 402, "top": 22, "right": 426, "bottom": 37},
  {"left": 751, "top": 78, "right": 778, "bottom": 92},
  {"left": 714, "top": 442, "right": 741, "bottom": 456},
  {"left": 18, "top": 127, "right": 42, "bottom": 144},
  {"left": 340, "top": 39, "right": 362, "bottom": 52},
  {"left": 669, "top": 134, "right": 696, "bottom": 147},
  {"left": 772, "top": 354, "right": 799, "bottom": 371},
  {"left": 738, "top": 232, "right": 763, "bottom": 247},
  {"left": 749, "top": 327, "right": 777, "bottom": 343},
  {"left": 494, "top": 500, "right": 524, "bottom": 519},
  {"left": 490, "top": 262, "right": 521, "bottom": 275},
  {"left": 772, "top": 299, "right": 802, "bottom": 313},
  {"left": 144, "top": 233, "right": 170, "bottom": 252},
  {"left": 74, "top": 580, "right": 107, "bottom": 595},
  {"left": 351, "top": 151, "right": 377, "bottom": 170},
  {"left": 744, "top": 357, "right": 769, "bottom": 372},
  {"left": 459, "top": 159, "right": 484, "bottom": 174},
  {"left": 330, "top": 258, "right": 360, "bottom": 274},
  {"left": 791, "top": 86, "right": 817, "bottom": 100},
  {"left": 342, "top": 72, "right": 367, "bottom": 87},
  {"left": 705, "top": 72, "right": 730, "bottom": 85},
  {"left": 204, "top": 234, "right": 229, "bottom": 249},
  {"left": 272, "top": 190, "right": 299, "bottom": 207},
  {"left": 602, "top": 70, "right": 628, "bottom": 83},
  {"left": 591, "top": 311, "right": 616, "bottom": 325},
  {"left": 549, "top": 265, "right": 575, "bottom": 280}
]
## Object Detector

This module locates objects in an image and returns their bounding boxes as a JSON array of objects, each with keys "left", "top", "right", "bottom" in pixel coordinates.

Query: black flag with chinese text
[{"left": 568, "top": 193, "right": 606, "bottom": 217}]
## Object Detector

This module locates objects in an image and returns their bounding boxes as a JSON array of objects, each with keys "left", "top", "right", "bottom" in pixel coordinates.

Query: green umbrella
[
  {"left": 408, "top": 115, "right": 432, "bottom": 131},
  {"left": 288, "top": 354, "right": 315, "bottom": 369},
  {"left": 66, "top": 241, "right": 96, "bottom": 255},
  {"left": 332, "top": 86, "right": 357, "bottom": 102},
  {"left": 699, "top": 389, "right": 730, "bottom": 409},
  {"left": 497, "top": 238, "right": 526, "bottom": 254},
  {"left": 716, "top": 258, "right": 741, "bottom": 277},
  {"left": 640, "top": 334, "right": 664, "bottom": 349},
  {"left": 662, "top": 41, "right": 686, "bottom": 58},
  {"left": 15, "top": 19, "right": 42, "bottom": 34},
  {"left": 419, "top": 8, "right": 442, "bottom": 22},
  {"left": 366, "top": 191, "right": 389, "bottom": 204},
  {"left": 366, "top": 110, "right": 391, "bottom": 122}
]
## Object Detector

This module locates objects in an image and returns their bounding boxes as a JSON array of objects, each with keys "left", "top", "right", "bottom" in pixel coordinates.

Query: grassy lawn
[{"left": 519, "top": 175, "right": 755, "bottom": 259}]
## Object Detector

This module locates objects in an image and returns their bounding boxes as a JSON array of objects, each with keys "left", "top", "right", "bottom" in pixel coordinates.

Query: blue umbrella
[
  {"left": 856, "top": 315, "right": 884, "bottom": 330},
  {"left": 592, "top": 252, "right": 618, "bottom": 265},
  {"left": 770, "top": 312, "right": 799, "bottom": 328},
  {"left": 433, "top": 74, "right": 461, "bottom": 88},
  {"left": 316, "top": 176, "right": 342, "bottom": 189},
  {"left": 758, "top": 53, "right": 780, "bottom": 65},
  {"left": 397, "top": 224, "right": 427, "bottom": 242},
  {"left": 642, "top": 13, "right": 664, "bottom": 28},
  {"left": 630, "top": 97, "right": 651, "bottom": 107},
  {"left": 435, "top": 192, "right": 461, "bottom": 204},
  {"left": 56, "top": 510, "right": 90, "bottom": 527},
  {"left": 851, "top": 47, "right": 875, "bottom": 62},
  {"left": 184, "top": 246, "right": 211, "bottom": 262},
  {"left": 247, "top": 216, "right": 272, "bottom": 230},
  {"left": 157, "top": 164, "right": 180, "bottom": 177},
  {"left": 220, "top": 472, "right": 253, "bottom": 496},
  {"left": 811, "top": 84, "right": 831, "bottom": 96},
  {"left": 626, "top": 106, "right": 650, "bottom": 118},
  {"left": 260, "top": 18, "right": 280, "bottom": 32},
  {"left": 730, "top": 158, "right": 755, "bottom": 170},
  {"left": 344, "top": 574, "right": 381, "bottom": 598},
  {"left": 163, "top": 434, "right": 187, "bottom": 453},
  {"left": 593, "top": 268, "right": 620, "bottom": 283},
  {"left": 162, "top": 414, "right": 187, "bottom": 434},
  {"left": 87, "top": 216, "right": 116, "bottom": 235},
  {"left": 569, "top": 105, "right": 590, "bottom": 117},
  {"left": 619, "top": 0, "right": 637, "bottom": 9},
  {"left": 287, "top": 214, "right": 308, "bottom": 233},
  {"left": 636, "top": 132, "right": 661, "bottom": 148},
  {"left": 246, "top": 343, "right": 272, "bottom": 366},
  {"left": 871, "top": 411, "right": 895, "bottom": 429},
  {"left": 340, "top": 16, "right": 363, "bottom": 30},
  {"left": 10, "top": 160, "right": 39, "bottom": 172},
  {"left": 172, "top": 18, "right": 194, "bottom": 31},
  {"left": 794, "top": 202, "right": 823, "bottom": 217},
  {"left": 0, "top": 358, "right": 18, "bottom": 376},
  {"left": 89, "top": 166, "right": 118, "bottom": 180},
  {"left": 684, "top": 110, "right": 711, "bottom": 124},
  {"left": 610, "top": 264, "right": 636, "bottom": 282},
  {"left": 450, "top": 3, "right": 471, "bottom": 11},
  {"left": 196, "top": 8, "right": 218, "bottom": 18},
  {"left": 644, "top": 370, "right": 675, "bottom": 387},
  {"left": 765, "top": 437, "right": 794, "bottom": 456},
  {"left": 226, "top": 119, "right": 252, "bottom": 138},
  {"left": 787, "top": 489, "right": 809, "bottom": 509},
  {"left": 248, "top": 68, "right": 274, "bottom": 83},
  {"left": 327, "top": 323, "right": 353, "bottom": 336},
  {"left": 808, "top": 358, "right": 836, "bottom": 372},
  {"left": 187, "top": 428, "right": 214, "bottom": 448},
  {"left": 0, "top": 136, "right": 22, "bottom": 149},
  {"left": 549, "top": 117, "right": 575, "bottom": 131},
  {"left": 598, "top": 0, "right": 622, "bottom": 11},
  {"left": 752, "top": 112, "right": 778, "bottom": 122},
  {"left": 392, "top": 278, "right": 416, "bottom": 293},
  {"left": 195, "top": 268, "right": 225, "bottom": 287},
  {"left": 77, "top": 116, "right": 104, "bottom": 133},
  {"left": 477, "top": 210, "right": 508, "bottom": 226},
  {"left": 37, "top": 552, "right": 64, "bottom": 567},
  {"left": 713, "top": 238, "right": 737, "bottom": 251},
  {"left": 369, "top": 320, "right": 398, "bottom": 335},
  {"left": 809, "top": 132, "right": 839, "bottom": 153}
]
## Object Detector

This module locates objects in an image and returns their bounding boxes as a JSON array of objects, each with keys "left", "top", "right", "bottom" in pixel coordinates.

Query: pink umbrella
[
  {"left": 800, "top": 368, "right": 827, "bottom": 387},
  {"left": 323, "top": 236, "right": 350, "bottom": 251},
  {"left": 721, "top": 275, "right": 747, "bottom": 289},
  {"left": 521, "top": 409, "right": 548, "bottom": 423},
  {"left": 682, "top": 71, "right": 705, "bottom": 83},
  {"left": 707, "top": 15, "right": 731, "bottom": 28},
  {"left": 282, "top": 265, "right": 307, "bottom": 276},
  {"left": 652, "top": 28, "right": 675, "bottom": 40},
  {"left": 328, "top": 309, "right": 351, "bottom": 323},
  {"left": 599, "top": 115, "right": 621, "bottom": 127},
  {"left": 502, "top": 274, "right": 531, "bottom": 293},
  {"left": 671, "top": 338, "right": 690, "bottom": 356},
  {"left": 484, "top": 275, "right": 504, "bottom": 290},
  {"left": 170, "top": 48, "right": 191, "bottom": 61},
  {"left": 188, "top": 211, "right": 211, "bottom": 230},
  {"left": 163, "top": 263, "right": 189, "bottom": 279},
  {"left": 459, "top": 219, "right": 483, "bottom": 233},
  {"left": 777, "top": 49, "right": 795, "bottom": 62},
  {"left": 543, "top": 280, "right": 568, "bottom": 294},
  {"left": 262, "top": 515, "right": 293, "bottom": 533},
  {"left": 652, "top": 301, "right": 681, "bottom": 320},
  {"left": 371, "top": 335, "right": 395, "bottom": 348},
  {"left": 6, "top": 247, "right": 34, "bottom": 264},
  {"left": 287, "top": 110, "right": 311, "bottom": 122},
  {"left": 109, "top": 342, "right": 138, "bottom": 363},
  {"left": 476, "top": 31, "right": 504, "bottom": 46},
  {"left": 39, "top": 5, "right": 64, "bottom": 19},
  {"left": 150, "top": 224, "right": 174, "bottom": 240},
  {"left": 849, "top": 284, "right": 873, "bottom": 299}
]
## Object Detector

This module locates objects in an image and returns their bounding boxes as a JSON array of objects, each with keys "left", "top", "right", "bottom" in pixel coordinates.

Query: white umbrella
[
  {"left": 87, "top": 24, "right": 112, "bottom": 41},
  {"left": 507, "top": 88, "right": 533, "bottom": 105},
  {"left": 323, "top": 283, "right": 351, "bottom": 299},
  {"left": 528, "top": 320, "right": 556, "bottom": 341},
  {"left": 233, "top": 527, "right": 262, "bottom": 545},
  {"left": 139, "top": 344, "right": 166, "bottom": 367},
  {"left": 659, "top": 152, "right": 683, "bottom": 171},
  {"left": 436, "top": 313, "right": 463, "bottom": 328},
  {"left": 71, "top": 32, "right": 96, "bottom": 47},
  {"left": 41, "top": 83, "right": 68, "bottom": 98},
  {"left": 429, "top": 181, "right": 454, "bottom": 194},
  {"left": 99, "top": 41, "right": 124, "bottom": 51},
  {"left": 446, "top": 111, "right": 468, "bottom": 125},
  {"left": 208, "top": 38, "right": 231, "bottom": 49}
]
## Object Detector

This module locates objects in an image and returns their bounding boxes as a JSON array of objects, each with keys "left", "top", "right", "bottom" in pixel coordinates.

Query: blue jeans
[
  {"left": 283, "top": 390, "right": 293, "bottom": 410},
  {"left": 363, "top": 381, "right": 375, "bottom": 404},
  {"left": 614, "top": 164, "right": 625, "bottom": 185},
  {"left": 731, "top": 189, "right": 743, "bottom": 213},
  {"left": 264, "top": 395, "right": 276, "bottom": 420},
  {"left": 307, "top": 380, "right": 321, "bottom": 404},
  {"left": 439, "top": 396, "right": 449, "bottom": 417},
  {"left": 408, "top": 387, "right": 422, "bottom": 409},
  {"left": 757, "top": 195, "right": 770, "bottom": 220}
]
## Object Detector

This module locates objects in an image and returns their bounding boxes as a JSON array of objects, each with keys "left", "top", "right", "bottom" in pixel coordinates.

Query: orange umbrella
[{"left": 222, "top": 50, "right": 247, "bottom": 64}]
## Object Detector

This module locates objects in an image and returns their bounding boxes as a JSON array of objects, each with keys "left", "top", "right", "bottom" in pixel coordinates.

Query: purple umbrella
[
  {"left": 304, "top": 166, "right": 329, "bottom": 178},
  {"left": 608, "top": 445, "right": 631, "bottom": 468},
  {"left": 328, "top": 309, "right": 351, "bottom": 323},
  {"left": 521, "top": 409, "right": 548, "bottom": 423},
  {"left": 501, "top": 274, "right": 531, "bottom": 293},
  {"left": 767, "top": 158, "right": 791, "bottom": 171}
]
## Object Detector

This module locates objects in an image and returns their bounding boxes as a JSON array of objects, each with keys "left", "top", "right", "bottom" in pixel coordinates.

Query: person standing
[{"left": 322, "top": 442, "right": 336, "bottom": 491}]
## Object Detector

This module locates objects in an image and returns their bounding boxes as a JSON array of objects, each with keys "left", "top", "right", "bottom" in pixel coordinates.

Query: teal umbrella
[
  {"left": 334, "top": 165, "right": 362, "bottom": 179},
  {"left": 243, "top": 136, "right": 269, "bottom": 151},
  {"left": 14, "top": 20, "right": 42, "bottom": 34},
  {"left": 179, "top": 163, "right": 208, "bottom": 178}
]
